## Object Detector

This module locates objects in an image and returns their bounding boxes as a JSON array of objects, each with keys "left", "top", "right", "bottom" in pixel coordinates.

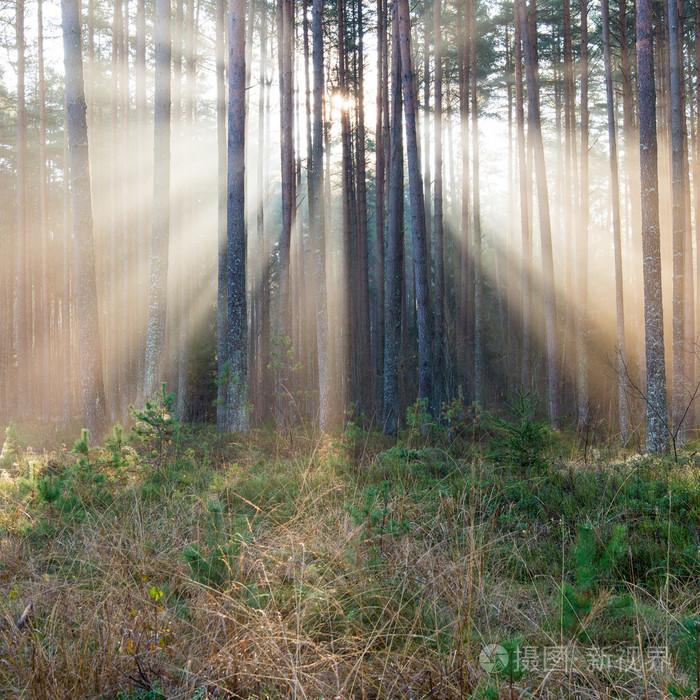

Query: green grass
[{"left": 1, "top": 406, "right": 700, "bottom": 698}]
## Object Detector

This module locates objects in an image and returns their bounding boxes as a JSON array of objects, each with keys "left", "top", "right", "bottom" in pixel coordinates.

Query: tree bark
[
  {"left": 397, "top": 0, "right": 433, "bottom": 406},
  {"left": 432, "top": 0, "right": 445, "bottom": 415},
  {"left": 225, "top": 0, "right": 248, "bottom": 432},
  {"left": 637, "top": 0, "right": 668, "bottom": 452},
  {"left": 517, "top": 0, "right": 559, "bottom": 425},
  {"left": 514, "top": 1, "right": 530, "bottom": 392},
  {"left": 15, "top": 0, "right": 29, "bottom": 417},
  {"left": 602, "top": 0, "right": 630, "bottom": 442},
  {"left": 470, "top": 0, "right": 483, "bottom": 406},
  {"left": 144, "top": 0, "right": 172, "bottom": 400},
  {"left": 383, "top": 0, "right": 404, "bottom": 433},
  {"left": 668, "top": 0, "right": 686, "bottom": 442},
  {"left": 62, "top": 0, "right": 108, "bottom": 436}
]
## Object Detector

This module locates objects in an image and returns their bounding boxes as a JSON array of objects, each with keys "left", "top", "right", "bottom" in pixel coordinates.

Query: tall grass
[{"left": 1, "top": 410, "right": 700, "bottom": 698}]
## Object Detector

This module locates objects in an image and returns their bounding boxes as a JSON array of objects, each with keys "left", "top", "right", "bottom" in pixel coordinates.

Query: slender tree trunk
[
  {"left": 602, "top": 0, "right": 630, "bottom": 442},
  {"left": 375, "top": 0, "right": 387, "bottom": 416},
  {"left": 355, "top": 0, "right": 372, "bottom": 415},
  {"left": 38, "top": 0, "right": 52, "bottom": 420},
  {"left": 470, "top": 0, "right": 483, "bottom": 406},
  {"left": 224, "top": 0, "right": 248, "bottom": 432},
  {"left": 514, "top": 3, "right": 530, "bottom": 392},
  {"left": 668, "top": 0, "right": 686, "bottom": 441},
  {"left": 136, "top": 0, "right": 147, "bottom": 400},
  {"left": 144, "top": 0, "right": 172, "bottom": 399},
  {"left": 62, "top": 0, "right": 108, "bottom": 436},
  {"left": 457, "top": 0, "right": 471, "bottom": 388},
  {"left": 432, "top": 0, "right": 445, "bottom": 414},
  {"left": 338, "top": 0, "right": 356, "bottom": 410},
  {"left": 517, "top": 0, "right": 559, "bottom": 425},
  {"left": 216, "top": 0, "right": 228, "bottom": 429},
  {"left": 277, "top": 0, "right": 294, "bottom": 425},
  {"left": 637, "top": 0, "right": 668, "bottom": 452},
  {"left": 397, "top": 0, "right": 433, "bottom": 406},
  {"left": 311, "top": 0, "right": 332, "bottom": 429},
  {"left": 15, "top": 0, "right": 29, "bottom": 418},
  {"left": 383, "top": 0, "right": 404, "bottom": 433},
  {"left": 576, "top": 0, "right": 589, "bottom": 424}
]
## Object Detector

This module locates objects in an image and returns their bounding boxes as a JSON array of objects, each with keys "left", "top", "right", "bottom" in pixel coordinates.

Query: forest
[
  {"left": 4, "top": 0, "right": 700, "bottom": 697},
  {"left": 2, "top": 0, "right": 699, "bottom": 451}
]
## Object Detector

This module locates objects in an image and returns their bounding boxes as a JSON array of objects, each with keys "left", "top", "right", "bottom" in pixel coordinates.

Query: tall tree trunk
[
  {"left": 457, "top": 0, "right": 471, "bottom": 388},
  {"left": 432, "top": 0, "right": 445, "bottom": 414},
  {"left": 397, "top": 0, "right": 433, "bottom": 405},
  {"left": 514, "top": 4, "right": 530, "bottom": 392},
  {"left": 576, "top": 0, "right": 589, "bottom": 424},
  {"left": 216, "top": 0, "right": 228, "bottom": 429},
  {"left": 355, "top": 0, "right": 372, "bottom": 414},
  {"left": 517, "top": 0, "right": 559, "bottom": 425},
  {"left": 311, "top": 0, "right": 332, "bottom": 429},
  {"left": 277, "top": 0, "right": 295, "bottom": 425},
  {"left": 637, "top": 0, "right": 668, "bottom": 452},
  {"left": 225, "top": 0, "right": 248, "bottom": 432},
  {"left": 62, "top": 0, "right": 108, "bottom": 436},
  {"left": 136, "top": 0, "right": 147, "bottom": 400},
  {"left": 470, "top": 0, "right": 483, "bottom": 406},
  {"left": 602, "top": 0, "right": 630, "bottom": 442},
  {"left": 38, "top": 0, "right": 51, "bottom": 420},
  {"left": 383, "top": 0, "right": 404, "bottom": 433},
  {"left": 338, "top": 0, "right": 356, "bottom": 411},
  {"left": 144, "top": 0, "right": 172, "bottom": 399},
  {"left": 668, "top": 0, "right": 686, "bottom": 441},
  {"left": 15, "top": 0, "right": 29, "bottom": 418},
  {"left": 375, "top": 0, "right": 387, "bottom": 417}
]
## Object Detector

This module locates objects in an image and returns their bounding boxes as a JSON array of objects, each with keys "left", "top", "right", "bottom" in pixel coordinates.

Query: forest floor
[{"left": 2, "top": 395, "right": 700, "bottom": 699}]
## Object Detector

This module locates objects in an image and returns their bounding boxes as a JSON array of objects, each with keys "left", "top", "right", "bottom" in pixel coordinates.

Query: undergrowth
[{"left": 1, "top": 394, "right": 700, "bottom": 698}]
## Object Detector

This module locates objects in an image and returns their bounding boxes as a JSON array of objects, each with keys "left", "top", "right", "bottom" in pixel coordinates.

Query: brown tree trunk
[
  {"left": 62, "top": 0, "right": 108, "bottom": 436},
  {"left": 637, "top": 0, "right": 668, "bottom": 452},
  {"left": 397, "top": 0, "right": 433, "bottom": 405},
  {"left": 517, "top": 0, "right": 559, "bottom": 425}
]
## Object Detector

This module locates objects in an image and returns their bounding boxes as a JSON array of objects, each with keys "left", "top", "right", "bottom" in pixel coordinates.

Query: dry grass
[{"left": 0, "top": 423, "right": 699, "bottom": 698}]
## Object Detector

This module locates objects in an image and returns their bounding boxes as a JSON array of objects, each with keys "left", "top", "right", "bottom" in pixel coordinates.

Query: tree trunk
[
  {"left": 15, "top": 0, "right": 29, "bottom": 418},
  {"left": 514, "top": 3, "right": 530, "bottom": 392},
  {"left": 602, "top": 0, "right": 630, "bottom": 442},
  {"left": 517, "top": 0, "right": 559, "bottom": 425},
  {"left": 311, "top": 0, "right": 333, "bottom": 429},
  {"left": 470, "top": 0, "right": 483, "bottom": 406},
  {"left": 225, "top": 0, "right": 248, "bottom": 432},
  {"left": 668, "top": 0, "right": 686, "bottom": 442},
  {"left": 576, "top": 0, "right": 589, "bottom": 425},
  {"left": 432, "top": 0, "right": 445, "bottom": 415},
  {"left": 277, "top": 0, "right": 295, "bottom": 425},
  {"left": 637, "top": 0, "right": 668, "bottom": 452},
  {"left": 375, "top": 0, "right": 387, "bottom": 417},
  {"left": 383, "top": 0, "right": 404, "bottom": 433},
  {"left": 144, "top": 0, "right": 172, "bottom": 399},
  {"left": 216, "top": 0, "right": 228, "bottom": 429},
  {"left": 355, "top": 0, "right": 372, "bottom": 415},
  {"left": 62, "top": 0, "right": 108, "bottom": 436},
  {"left": 397, "top": 0, "right": 433, "bottom": 406}
]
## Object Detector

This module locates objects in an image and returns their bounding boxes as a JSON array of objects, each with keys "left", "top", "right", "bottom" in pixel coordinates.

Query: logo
[{"left": 479, "top": 643, "right": 509, "bottom": 674}]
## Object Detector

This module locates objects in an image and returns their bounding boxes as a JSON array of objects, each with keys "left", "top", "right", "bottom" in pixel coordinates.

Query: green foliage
[
  {"left": 115, "top": 686, "right": 166, "bottom": 700},
  {"left": 73, "top": 428, "right": 90, "bottom": 456},
  {"left": 490, "top": 389, "right": 551, "bottom": 474},
  {"left": 406, "top": 397, "right": 433, "bottom": 445},
  {"left": 343, "top": 403, "right": 369, "bottom": 461},
  {"left": 558, "top": 523, "right": 632, "bottom": 643},
  {"left": 183, "top": 500, "right": 250, "bottom": 589},
  {"left": 348, "top": 481, "right": 409, "bottom": 562},
  {"left": 1, "top": 422, "right": 21, "bottom": 466},
  {"left": 130, "top": 384, "right": 179, "bottom": 468}
]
